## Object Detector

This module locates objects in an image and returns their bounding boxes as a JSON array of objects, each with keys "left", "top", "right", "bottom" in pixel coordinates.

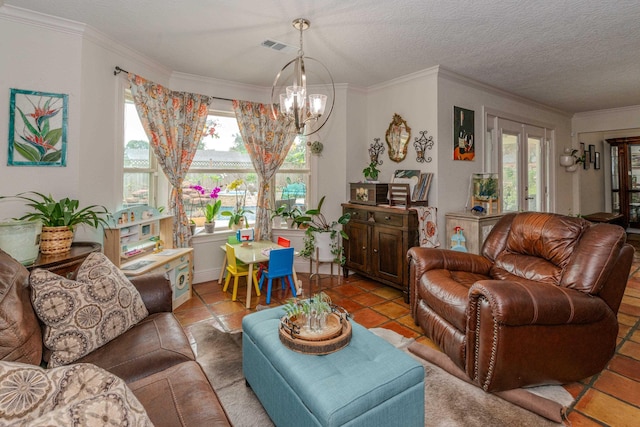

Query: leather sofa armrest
[
  {"left": 467, "top": 279, "right": 618, "bottom": 391},
  {"left": 408, "top": 247, "right": 492, "bottom": 316},
  {"left": 408, "top": 248, "right": 493, "bottom": 277},
  {"left": 129, "top": 272, "right": 173, "bottom": 314},
  {"left": 469, "top": 279, "right": 612, "bottom": 326}
]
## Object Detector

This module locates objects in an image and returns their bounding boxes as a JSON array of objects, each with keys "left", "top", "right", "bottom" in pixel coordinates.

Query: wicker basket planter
[{"left": 40, "top": 226, "right": 74, "bottom": 254}]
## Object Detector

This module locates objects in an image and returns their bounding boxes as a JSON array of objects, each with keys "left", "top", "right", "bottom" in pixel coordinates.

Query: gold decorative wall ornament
[{"left": 385, "top": 113, "right": 411, "bottom": 162}]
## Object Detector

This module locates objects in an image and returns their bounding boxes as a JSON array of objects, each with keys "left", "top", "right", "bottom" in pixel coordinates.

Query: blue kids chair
[{"left": 258, "top": 247, "right": 296, "bottom": 304}]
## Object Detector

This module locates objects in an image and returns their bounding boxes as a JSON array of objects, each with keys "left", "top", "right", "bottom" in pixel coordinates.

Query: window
[
  {"left": 122, "top": 92, "right": 310, "bottom": 225},
  {"left": 123, "top": 90, "right": 156, "bottom": 208},
  {"left": 185, "top": 110, "right": 310, "bottom": 226}
]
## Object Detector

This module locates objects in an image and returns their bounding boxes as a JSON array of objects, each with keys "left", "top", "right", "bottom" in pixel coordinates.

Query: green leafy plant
[
  {"left": 571, "top": 149, "right": 586, "bottom": 165},
  {"left": 294, "top": 196, "right": 350, "bottom": 263},
  {"left": 220, "top": 179, "right": 253, "bottom": 228},
  {"left": 270, "top": 203, "right": 289, "bottom": 220},
  {"left": 282, "top": 292, "right": 332, "bottom": 320},
  {"left": 204, "top": 199, "right": 222, "bottom": 223},
  {"left": 362, "top": 161, "right": 380, "bottom": 181},
  {"left": 1, "top": 191, "right": 110, "bottom": 230}
]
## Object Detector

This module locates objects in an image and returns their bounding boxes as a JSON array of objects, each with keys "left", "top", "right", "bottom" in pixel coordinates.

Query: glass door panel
[
  {"left": 629, "top": 145, "right": 640, "bottom": 190},
  {"left": 526, "top": 137, "right": 542, "bottom": 211},
  {"left": 501, "top": 133, "right": 519, "bottom": 212},
  {"left": 611, "top": 145, "right": 619, "bottom": 191}
]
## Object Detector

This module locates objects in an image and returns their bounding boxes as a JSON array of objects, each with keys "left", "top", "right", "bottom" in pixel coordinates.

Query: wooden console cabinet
[
  {"left": 26, "top": 242, "right": 101, "bottom": 278},
  {"left": 341, "top": 203, "right": 419, "bottom": 302}
]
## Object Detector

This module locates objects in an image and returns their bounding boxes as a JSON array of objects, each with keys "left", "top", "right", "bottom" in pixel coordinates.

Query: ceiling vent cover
[{"left": 261, "top": 39, "right": 297, "bottom": 54}]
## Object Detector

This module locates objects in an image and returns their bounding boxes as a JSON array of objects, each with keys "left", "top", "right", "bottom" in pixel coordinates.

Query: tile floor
[{"left": 176, "top": 253, "right": 640, "bottom": 426}]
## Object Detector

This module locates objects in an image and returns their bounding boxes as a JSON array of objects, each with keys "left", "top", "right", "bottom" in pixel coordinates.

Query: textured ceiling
[{"left": 5, "top": 0, "right": 640, "bottom": 113}]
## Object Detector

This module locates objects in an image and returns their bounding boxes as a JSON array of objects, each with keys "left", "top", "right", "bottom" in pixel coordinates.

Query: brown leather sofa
[
  {"left": 0, "top": 248, "right": 231, "bottom": 426},
  {"left": 408, "top": 212, "right": 634, "bottom": 392}
]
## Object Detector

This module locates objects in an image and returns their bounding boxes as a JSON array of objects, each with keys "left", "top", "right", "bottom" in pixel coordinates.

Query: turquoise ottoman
[{"left": 242, "top": 307, "right": 425, "bottom": 427}]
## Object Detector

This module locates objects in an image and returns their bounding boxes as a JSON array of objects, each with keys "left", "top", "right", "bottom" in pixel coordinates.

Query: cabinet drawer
[
  {"left": 373, "top": 212, "right": 404, "bottom": 227},
  {"left": 343, "top": 207, "right": 368, "bottom": 222}
]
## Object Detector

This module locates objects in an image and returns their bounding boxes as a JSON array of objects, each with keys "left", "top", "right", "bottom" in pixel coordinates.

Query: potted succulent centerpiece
[
  {"left": 283, "top": 292, "right": 333, "bottom": 332},
  {"left": 294, "top": 196, "right": 350, "bottom": 264},
  {"left": 0, "top": 191, "right": 110, "bottom": 254}
]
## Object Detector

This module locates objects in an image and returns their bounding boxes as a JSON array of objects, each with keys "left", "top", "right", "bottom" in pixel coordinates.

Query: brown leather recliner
[{"left": 408, "top": 212, "right": 634, "bottom": 392}]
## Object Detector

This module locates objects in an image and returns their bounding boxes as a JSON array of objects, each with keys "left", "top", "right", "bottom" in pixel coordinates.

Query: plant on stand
[
  {"left": 0, "top": 191, "right": 110, "bottom": 254},
  {"left": 221, "top": 178, "right": 253, "bottom": 230},
  {"left": 294, "top": 196, "right": 350, "bottom": 264}
]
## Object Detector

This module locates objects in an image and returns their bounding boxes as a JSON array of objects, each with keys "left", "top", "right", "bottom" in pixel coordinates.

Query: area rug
[{"left": 188, "top": 322, "right": 571, "bottom": 426}]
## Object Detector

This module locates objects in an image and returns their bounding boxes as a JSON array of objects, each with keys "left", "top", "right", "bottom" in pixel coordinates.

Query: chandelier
[{"left": 271, "top": 18, "right": 335, "bottom": 136}]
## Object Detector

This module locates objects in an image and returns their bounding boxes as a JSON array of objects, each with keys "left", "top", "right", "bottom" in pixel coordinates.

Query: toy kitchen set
[{"left": 104, "top": 206, "right": 192, "bottom": 309}]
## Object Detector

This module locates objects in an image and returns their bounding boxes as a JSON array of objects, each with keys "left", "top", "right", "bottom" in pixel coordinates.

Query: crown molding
[
  {"left": 0, "top": 4, "right": 85, "bottom": 35},
  {"left": 572, "top": 104, "right": 640, "bottom": 118},
  {"left": 437, "top": 66, "right": 571, "bottom": 118},
  {"left": 367, "top": 66, "right": 439, "bottom": 92},
  {"left": 0, "top": 4, "right": 171, "bottom": 78}
]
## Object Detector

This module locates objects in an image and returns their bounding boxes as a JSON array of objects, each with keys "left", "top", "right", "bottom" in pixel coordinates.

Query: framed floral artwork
[{"left": 8, "top": 88, "right": 68, "bottom": 166}]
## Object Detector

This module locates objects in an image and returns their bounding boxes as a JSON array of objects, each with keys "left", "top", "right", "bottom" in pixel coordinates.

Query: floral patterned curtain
[
  {"left": 128, "top": 73, "right": 212, "bottom": 247},
  {"left": 232, "top": 100, "right": 295, "bottom": 240}
]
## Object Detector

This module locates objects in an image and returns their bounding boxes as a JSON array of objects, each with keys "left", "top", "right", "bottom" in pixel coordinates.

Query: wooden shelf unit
[{"left": 103, "top": 208, "right": 173, "bottom": 268}]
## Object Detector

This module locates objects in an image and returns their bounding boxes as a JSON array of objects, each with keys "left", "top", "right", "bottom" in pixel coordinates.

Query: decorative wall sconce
[
  {"left": 559, "top": 148, "right": 584, "bottom": 172},
  {"left": 413, "top": 130, "right": 434, "bottom": 163},
  {"left": 368, "top": 138, "right": 385, "bottom": 165}
]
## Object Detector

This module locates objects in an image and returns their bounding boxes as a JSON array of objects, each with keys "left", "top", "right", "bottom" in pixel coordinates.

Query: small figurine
[{"left": 451, "top": 226, "right": 467, "bottom": 252}]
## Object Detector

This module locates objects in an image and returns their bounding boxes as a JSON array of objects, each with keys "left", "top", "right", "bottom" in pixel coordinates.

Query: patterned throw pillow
[
  {"left": 0, "top": 361, "right": 152, "bottom": 426},
  {"left": 30, "top": 252, "right": 149, "bottom": 367}
]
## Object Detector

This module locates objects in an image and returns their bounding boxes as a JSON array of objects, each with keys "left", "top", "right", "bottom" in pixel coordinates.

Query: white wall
[
  {"left": 0, "top": 8, "right": 83, "bottom": 219},
  {"left": 364, "top": 66, "right": 573, "bottom": 234},
  {"left": 0, "top": 6, "right": 172, "bottom": 244},
  {"left": 572, "top": 106, "right": 640, "bottom": 216},
  {"left": 437, "top": 69, "right": 574, "bottom": 219}
]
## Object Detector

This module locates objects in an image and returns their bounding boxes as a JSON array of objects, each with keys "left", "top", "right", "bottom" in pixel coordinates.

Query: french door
[{"left": 498, "top": 118, "right": 549, "bottom": 212}]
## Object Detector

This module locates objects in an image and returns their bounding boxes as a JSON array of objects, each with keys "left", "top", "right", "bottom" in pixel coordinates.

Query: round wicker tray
[{"left": 279, "top": 313, "right": 352, "bottom": 355}]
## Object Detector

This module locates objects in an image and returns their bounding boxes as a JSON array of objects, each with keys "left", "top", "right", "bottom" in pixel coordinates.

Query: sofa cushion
[
  {"left": 0, "top": 249, "right": 42, "bottom": 365},
  {"left": 76, "top": 312, "right": 195, "bottom": 383},
  {"left": 30, "top": 253, "right": 148, "bottom": 367},
  {"left": 0, "top": 361, "right": 152, "bottom": 426},
  {"left": 128, "top": 361, "right": 231, "bottom": 427}
]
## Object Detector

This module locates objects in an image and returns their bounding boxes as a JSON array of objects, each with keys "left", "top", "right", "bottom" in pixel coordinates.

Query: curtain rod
[{"left": 113, "top": 66, "right": 235, "bottom": 103}]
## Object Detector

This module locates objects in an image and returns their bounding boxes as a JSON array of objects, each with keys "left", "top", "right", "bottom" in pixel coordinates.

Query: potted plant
[
  {"left": 362, "top": 161, "right": 381, "bottom": 182},
  {"left": 282, "top": 205, "right": 302, "bottom": 229},
  {"left": 282, "top": 292, "right": 333, "bottom": 332},
  {"left": 294, "top": 196, "right": 350, "bottom": 264},
  {"left": 0, "top": 191, "right": 110, "bottom": 254},
  {"left": 270, "top": 203, "right": 289, "bottom": 229},
  {"left": 221, "top": 178, "right": 253, "bottom": 229}
]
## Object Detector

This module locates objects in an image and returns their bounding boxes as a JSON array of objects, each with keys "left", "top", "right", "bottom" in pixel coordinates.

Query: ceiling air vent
[{"left": 261, "top": 39, "right": 297, "bottom": 54}]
